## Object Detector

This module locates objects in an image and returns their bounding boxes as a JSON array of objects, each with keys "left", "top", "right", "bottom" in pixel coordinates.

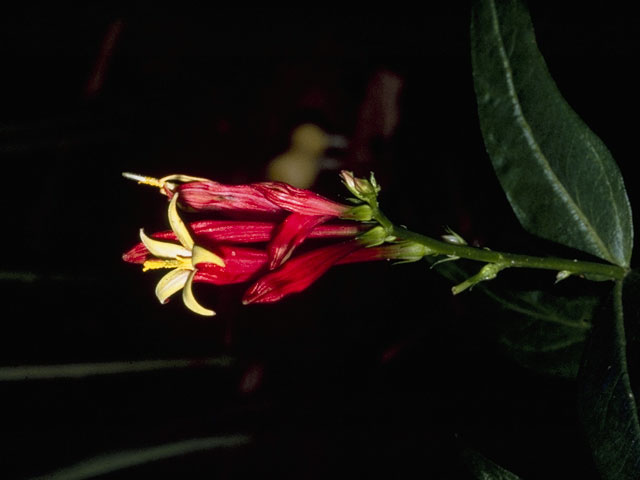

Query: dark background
[{"left": 1, "top": 4, "right": 638, "bottom": 479}]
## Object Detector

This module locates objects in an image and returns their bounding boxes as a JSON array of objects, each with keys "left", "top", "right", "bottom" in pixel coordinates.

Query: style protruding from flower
[{"left": 123, "top": 171, "right": 434, "bottom": 316}]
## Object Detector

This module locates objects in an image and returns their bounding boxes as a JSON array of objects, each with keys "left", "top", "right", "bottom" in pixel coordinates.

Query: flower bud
[
  {"left": 340, "top": 170, "right": 381, "bottom": 203},
  {"left": 441, "top": 227, "right": 467, "bottom": 246}
]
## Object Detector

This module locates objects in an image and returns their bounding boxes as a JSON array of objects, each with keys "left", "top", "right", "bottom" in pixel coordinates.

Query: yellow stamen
[{"left": 142, "top": 257, "right": 192, "bottom": 272}]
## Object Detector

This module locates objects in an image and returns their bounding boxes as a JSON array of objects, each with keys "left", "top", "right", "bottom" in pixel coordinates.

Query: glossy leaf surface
[
  {"left": 471, "top": 0, "right": 633, "bottom": 267},
  {"left": 433, "top": 260, "right": 598, "bottom": 377},
  {"left": 461, "top": 448, "right": 522, "bottom": 480},
  {"left": 578, "top": 273, "right": 640, "bottom": 480},
  {"left": 485, "top": 289, "right": 597, "bottom": 378}
]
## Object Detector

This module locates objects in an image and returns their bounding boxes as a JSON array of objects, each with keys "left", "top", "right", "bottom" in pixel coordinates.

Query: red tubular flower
[
  {"left": 123, "top": 204, "right": 370, "bottom": 315},
  {"left": 267, "top": 213, "right": 332, "bottom": 269},
  {"left": 242, "top": 241, "right": 362, "bottom": 304},
  {"left": 174, "top": 179, "right": 357, "bottom": 218},
  {"left": 123, "top": 171, "right": 418, "bottom": 316},
  {"left": 242, "top": 240, "right": 431, "bottom": 305},
  {"left": 122, "top": 219, "right": 366, "bottom": 265},
  {"left": 250, "top": 182, "right": 351, "bottom": 217},
  {"left": 169, "top": 181, "right": 283, "bottom": 214},
  {"left": 123, "top": 172, "right": 372, "bottom": 220}
]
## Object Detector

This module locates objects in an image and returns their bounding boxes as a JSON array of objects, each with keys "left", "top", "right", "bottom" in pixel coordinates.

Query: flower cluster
[{"left": 122, "top": 172, "right": 430, "bottom": 316}]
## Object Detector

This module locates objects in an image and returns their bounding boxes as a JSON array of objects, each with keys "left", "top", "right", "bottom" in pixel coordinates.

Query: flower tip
[
  {"left": 122, "top": 251, "right": 137, "bottom": 263},
  {"left": 241, "top": 289, "right": 257, "bottom": 305},
  {"left": 122, "top": 171, "right": 142, "bottom": 181},
  {"left": 241, "top": 285, "right": 267, "bottom": 305},
  {"left": 122, "top": 172, "right": 164, "bottom": 187},
  {"left": 241, "top": 291, "right": 271, "bottom": 305},
  {"left": 339, "top": 170, "right": 355, "bottom": 186},
  {"left": 183, "top": 270, "right": 216, "bottom": 316}
]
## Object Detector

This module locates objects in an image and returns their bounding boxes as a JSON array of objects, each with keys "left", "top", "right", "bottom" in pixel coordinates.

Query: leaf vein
[{"left": 487, "top": 0, "right": 616, "bottom": 264}]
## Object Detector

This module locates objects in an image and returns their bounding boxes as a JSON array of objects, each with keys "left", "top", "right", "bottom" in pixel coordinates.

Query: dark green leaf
[
  {"left": 485, "top": 290, "right": 596, "bottom": 378},
  {"left": 471, "top": 0, "right": 633, "bottom": 267},
  {"left": 432, "top": 260, "right": 598, "bottom": 377},
  {"left": 578, "top": 273, "right": 640, "bottom": 480},
  {"left": 461, "top": 448, "right": 522, "bottom": 480}
]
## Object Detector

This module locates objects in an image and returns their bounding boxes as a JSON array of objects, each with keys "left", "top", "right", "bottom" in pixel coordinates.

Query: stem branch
[{"left": 392, "top": 225, "right": 628, "bottom": 281}]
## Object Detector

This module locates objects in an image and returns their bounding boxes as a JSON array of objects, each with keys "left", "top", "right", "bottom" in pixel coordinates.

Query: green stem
[{"left": 391, "top": 225, "right": 628, "bottom": 281}]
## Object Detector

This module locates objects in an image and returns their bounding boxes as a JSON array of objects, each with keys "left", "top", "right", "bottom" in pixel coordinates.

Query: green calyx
[
  {"left": 390, "top": 241, "right": 435, "bottom": 264},
  {"left": 342, "top": 204, "right": 374, "bottom": 221},
  {"left": 357, "top": 226, "right": 395, "bottom": 247}
]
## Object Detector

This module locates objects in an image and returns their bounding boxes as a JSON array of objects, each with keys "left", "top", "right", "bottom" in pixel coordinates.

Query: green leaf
[
  {"left": 432, "top": 260, "right": 598, "bottom": 377},
  {"left": 461, "top": 448, "right": 522, "bottom": 480},
  {"left": 578, "top": 273, "right": 640, "bottom": 480},
  {"left": 471, "top": 0, "right": 633, "bottom": 267},
  {"left": 485, "top": 290, "right": 596, "bottom": 378}
]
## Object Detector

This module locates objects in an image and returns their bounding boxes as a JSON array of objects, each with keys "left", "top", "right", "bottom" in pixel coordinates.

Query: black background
[{"left": 1, "top": 4, "right": 638, "bottom": 479}]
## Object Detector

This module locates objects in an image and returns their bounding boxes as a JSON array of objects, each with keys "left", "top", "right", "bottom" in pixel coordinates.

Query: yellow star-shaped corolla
[{"left": 139, "top": 192, "right": 225, "bottom": 316}]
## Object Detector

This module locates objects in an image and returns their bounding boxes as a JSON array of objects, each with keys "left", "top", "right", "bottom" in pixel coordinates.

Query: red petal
[
  {"left": 173, "top": 181, "right": 282, "bottom": 214},
  {"left": 195, "top": 245, "right": 267, "bottom": 285},
  {"left": 122, "top": 243, "right": 149, "bottom": 264},
  {"left": 242, "top": 241, "right": 361, "bottom": 304},
  {"left": 267, "top": 214, "right": 331, "bottom": 270},
  {"left": 190, "top": 220, "right": 275, "bottom": 246},
  {"left": 251, "top": 182, "right": 349, "bottom": 217}
]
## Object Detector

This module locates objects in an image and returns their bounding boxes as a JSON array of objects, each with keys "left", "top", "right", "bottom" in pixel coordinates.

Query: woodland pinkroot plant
[
  {"left": 120, "top": 1, "right": 640, "bottom": 478},
  {"left": 124, "top": 168, "right": 625, "bottom": 316},
  {"left": 123, "top": 170, "right": 431, "bottom": 315}
]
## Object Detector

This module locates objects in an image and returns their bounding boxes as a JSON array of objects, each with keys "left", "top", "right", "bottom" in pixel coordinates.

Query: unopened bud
[
  {"left": 340, "top": 170, "right": 381, "bottom": 203},
  {"left": 441, "top": 227, "right": 467, "bottom": 245}
]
